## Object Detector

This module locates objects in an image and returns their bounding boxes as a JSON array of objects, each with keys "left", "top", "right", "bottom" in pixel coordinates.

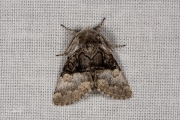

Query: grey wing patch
[
  {"left": 95, "top": 69, "right": 132, "bottom": 99},
  {"left": 53, "top": 72, "right": 93, "bottom": 106}
]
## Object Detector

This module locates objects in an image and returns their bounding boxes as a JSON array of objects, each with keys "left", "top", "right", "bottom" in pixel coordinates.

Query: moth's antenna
[
  {"left": 61, "top": 24, "right": 78, "bottom": 36},
  {"left": 94, "top": 18, "right": 105, "bottom": 32}
]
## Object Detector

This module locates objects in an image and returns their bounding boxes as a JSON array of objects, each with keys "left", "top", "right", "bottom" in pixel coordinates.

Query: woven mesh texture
[{"left": 1, "top": 0, "right": 179, "bottom": 120}]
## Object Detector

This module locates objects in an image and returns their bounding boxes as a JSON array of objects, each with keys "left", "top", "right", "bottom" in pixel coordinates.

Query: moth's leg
[
  {"left": 94, "top": 18, "right": 105, "bottom": 32},
  {"left": 112, "top": 44, "right": 126, "bottom": 49},
  {"left": 61, "top": 24, "right": 78, "bottom": 36},
  {"left": 56, "top": 53, "right": 66, "bottom": 56},
  {"left": 56, "top": 35, "right": 79, "bottom": 57}
]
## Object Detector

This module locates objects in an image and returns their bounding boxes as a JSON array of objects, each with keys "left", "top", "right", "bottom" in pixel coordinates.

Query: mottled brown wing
[
  {"left": 53, "top": 52, "right": 94, "bottom": 106},
  {"left": 95, "top": 51, "right": 132, "bottom": 99}
]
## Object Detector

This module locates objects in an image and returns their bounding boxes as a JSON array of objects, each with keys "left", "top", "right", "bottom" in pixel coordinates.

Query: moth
[{"left": 53, "top": 18, "right": 132, "bottom": 106}]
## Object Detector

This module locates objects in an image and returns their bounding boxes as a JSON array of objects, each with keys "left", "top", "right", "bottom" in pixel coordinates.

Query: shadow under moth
[{"left": 53, "top": 18, "right": 132, "bottom": 106}]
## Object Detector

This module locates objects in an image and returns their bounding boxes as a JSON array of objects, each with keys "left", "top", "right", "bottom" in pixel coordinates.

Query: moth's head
[{"left": 60, "top": 18, "right": 113, "bottom": 53}]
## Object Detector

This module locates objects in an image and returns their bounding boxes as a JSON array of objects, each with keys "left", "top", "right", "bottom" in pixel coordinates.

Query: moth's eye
[{"left": 68, "top": 62, "right": 74, "bottom": 70}]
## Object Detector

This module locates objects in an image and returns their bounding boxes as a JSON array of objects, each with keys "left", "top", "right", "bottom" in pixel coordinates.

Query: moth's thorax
[
  {"left": 86, "top": 42, "right": 94, "bottom": 53},
  {"left": 77, "top": 29, "right": 100, "bottom": 54}
]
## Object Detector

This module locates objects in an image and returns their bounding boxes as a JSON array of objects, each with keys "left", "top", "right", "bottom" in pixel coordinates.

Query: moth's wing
[
  {"left": 53, "top": 72, "right": 93, "bottom": 106},
  {"left": 53, "top": 53, "right": 94, "bottom": 106},
  {"left": 95, "top": 51, "right": 132, "bottom": 99}
]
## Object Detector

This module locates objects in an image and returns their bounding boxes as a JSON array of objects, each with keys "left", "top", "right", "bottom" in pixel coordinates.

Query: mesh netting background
[{"left": 1, "top": 0, "right": 179, "bottom": 120}]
